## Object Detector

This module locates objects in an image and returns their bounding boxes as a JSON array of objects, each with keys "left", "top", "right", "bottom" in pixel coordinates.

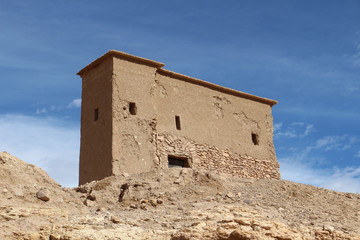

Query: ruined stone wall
[{"left": 156, "top": 134, "right": 280, "bottom": 179}]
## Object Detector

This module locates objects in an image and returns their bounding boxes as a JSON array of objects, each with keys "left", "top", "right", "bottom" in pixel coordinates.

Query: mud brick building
[{"left": 77, "top": 50, "right": 280, "bottom": 184}]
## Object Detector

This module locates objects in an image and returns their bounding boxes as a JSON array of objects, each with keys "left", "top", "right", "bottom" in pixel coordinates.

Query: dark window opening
[
  {"left": 129, "top": 102, "right": 137, "bottom": 115},
  {"left": 252, "top": 133, "right": 259, "bottom": 145},
  {"left": 94, "top": 108, "right": 99, "bottom": 121},
  {"left": 175, "top": 115, "right": 181, "bottom": 130},
  {"left": 168, "top": 156, "right": 190, "bottom": 168}
]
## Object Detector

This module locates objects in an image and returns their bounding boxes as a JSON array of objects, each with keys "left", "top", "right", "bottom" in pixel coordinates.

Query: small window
[
  {"left": 252, "top": 133, "right": 259, "bottom": 145},
  {"left": 129, "top": 102, "right": 137, "bottom": 115},
  {"left": 175, "top": 115, "right": 181, "bottom": 130},
  {"left": 168, "top": 156, "right": 190, "bottom": 168},
  {"left": 94, "top": 108, "right": 99, "bottom": 121}
]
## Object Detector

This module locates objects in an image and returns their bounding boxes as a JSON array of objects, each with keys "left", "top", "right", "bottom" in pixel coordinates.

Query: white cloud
[
  {"left": 50, "top": 105, "right": 65, "bottom": 111},
  {"left": 280, "top": 158, "right": 360, "bottom": 193},
  {"left": 36, "top": 108, "right": 48, "bottom": 114},
  {"left": 35, "top": 98, "right": 81, "bottom": 114},
  {"left": 352, "top": 43, "right": 360, "bottom": 67},
  {"left": 278, "top": 132, "right": 360, "bottom": 193},
  {"left": 303, "top": 124, "right": 314, "bottom": 137},
  {"left": 0, "top": 114, "right": 79, "bottom": 187},
  {"left": 314, "top": 135, "right": 358, "bottom": 151},
  {"left": 274, "top": 122, "right": 283, "bottom": 132},
  {"left": 290, "top": 122, "right": 304, "bottom": 126},
  {"left": 67, "top": 99, "right": 82, "bottom": 108},
  {"left": 276, "top": 127, "right": 297, "bottom": 138},
  {"left": 275, "top": 122, "right": 314, "bottom": 138},
  {"left": 315, "top": 136, "right": 343, "bottom": 149},
  {"left": 278, "top": 107, "right": 360, "bottom": 121}
]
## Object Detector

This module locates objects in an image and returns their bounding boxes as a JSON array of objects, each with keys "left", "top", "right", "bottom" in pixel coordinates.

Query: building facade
[{"left": 77, "top": 50, "right": 280, "bottom": 185}]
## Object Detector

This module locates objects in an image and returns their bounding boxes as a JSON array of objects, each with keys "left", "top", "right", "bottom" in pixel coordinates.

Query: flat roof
[{"left": 77, "top": 50, "right": 277, "bottom": 106}]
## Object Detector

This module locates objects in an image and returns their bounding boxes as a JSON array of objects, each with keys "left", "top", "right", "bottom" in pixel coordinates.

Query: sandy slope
[{"left": 0, "top": 152, "right": 359, "bottom": 240}]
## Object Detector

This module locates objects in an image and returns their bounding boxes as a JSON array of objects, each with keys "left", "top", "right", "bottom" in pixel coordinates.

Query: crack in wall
[
  {"left": 150, "top": 79, "right": 167, "bottom": 98},
  {"left": 213, "top": 96, "right": 231, "bottom": 118},
  {"left": 233, "top": 112, "right": 260, "bottom": 132}
]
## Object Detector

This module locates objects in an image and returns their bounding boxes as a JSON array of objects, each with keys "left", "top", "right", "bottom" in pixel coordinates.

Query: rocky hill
[{"left": 0, "top": 151, "right": 359, "bottom": 240}]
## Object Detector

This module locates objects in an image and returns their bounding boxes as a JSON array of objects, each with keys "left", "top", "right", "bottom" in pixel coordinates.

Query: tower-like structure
[{"left": 77, "top": 50, "right": 279, "bottom": 185}]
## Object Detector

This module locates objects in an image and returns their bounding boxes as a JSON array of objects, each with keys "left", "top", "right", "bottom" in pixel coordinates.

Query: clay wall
[
  {"left": 152, "top": 72, "right": 276, "bottom": 160},
  {"left": 151, "top": 71, "right": 278, "bottom": 179},
  {"left": 111, "top": 57, "right": 159, "bottom": 175},
  {"left": 78, "top": 51, "right": 280, "bottom": 184},
  {"left": 79, "top": 58, "right": 113, "bottom": 185}
]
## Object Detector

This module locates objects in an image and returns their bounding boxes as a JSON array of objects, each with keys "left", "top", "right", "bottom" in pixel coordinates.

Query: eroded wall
[
  {"left": 79, "top": 58, "right": 113, "bottom": 185},
  {"left": 151, "top": 72, "right": 279, "bottom": 179},
  {"left": 111, "top": 58, "right": 159, "bottom": 175},
  {"left": 79, "top": 54, "right": 279, "bottom": 184},
  {"left": 110, "top": 56, "right": 279, "bottom": 179},
  {"left": 156, "top": 134, "right": 279, "bottom": 179},
  {"left": 152, "top": 73, "right": 276, "bottom": 161}
]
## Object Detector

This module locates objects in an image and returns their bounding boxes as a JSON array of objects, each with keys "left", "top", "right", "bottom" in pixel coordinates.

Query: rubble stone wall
[{"left": 156, "top": 134, "right": 280, "bottom": 179}]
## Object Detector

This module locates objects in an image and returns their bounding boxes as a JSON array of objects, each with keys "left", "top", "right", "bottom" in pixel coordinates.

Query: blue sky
[{"left": 0, "top": 0, "right": 359, "bottom": 191}]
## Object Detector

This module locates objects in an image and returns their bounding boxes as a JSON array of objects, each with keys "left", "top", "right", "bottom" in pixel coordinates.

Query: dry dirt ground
[{"left": 0, "top": 151, "right": 359, "bottom": 240}]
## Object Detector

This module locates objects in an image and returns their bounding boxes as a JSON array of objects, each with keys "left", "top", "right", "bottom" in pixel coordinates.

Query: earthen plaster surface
[{"left": 78, "top": 50, "right": 280, "bottom": 185}]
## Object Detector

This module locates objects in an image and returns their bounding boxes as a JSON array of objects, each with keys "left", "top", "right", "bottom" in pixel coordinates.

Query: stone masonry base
[{"left": 156, "top": 134, "right": 280, "bottom": 180}]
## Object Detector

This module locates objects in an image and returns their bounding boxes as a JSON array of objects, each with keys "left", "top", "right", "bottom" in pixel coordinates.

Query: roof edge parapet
[
  {"left": 157, "top": 69, "right": 277, "bottom": 106},
  {"left": 77, "top": 50, "right": 277, "bottom": 106},
  {"left": 77, "top": 50, "right": 165, "bottom": 76}
]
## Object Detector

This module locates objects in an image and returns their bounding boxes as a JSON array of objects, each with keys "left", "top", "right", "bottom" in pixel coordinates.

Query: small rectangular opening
[
  {"left": 94, "top": 108, "right": 99, "bottom": 121},
  {"left": 175, "top": 115, "right": 181, "bottom": 130},
  {"left": 252, "top": 133, "right": 259, "bottom": 145},
  {"left": 168, "top": 156, "right": 189, "bottom": 168},
  {"left": 129, "top": 102, "right": 137, "bottom": 115}
]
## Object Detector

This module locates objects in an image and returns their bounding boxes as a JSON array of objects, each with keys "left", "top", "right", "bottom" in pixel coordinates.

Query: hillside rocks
[
  {"left": 1, "top": 151, "right": 360, "bottom": 239},
  {"left": 36, "top": 189, "right": 50, "bottom": 202}
]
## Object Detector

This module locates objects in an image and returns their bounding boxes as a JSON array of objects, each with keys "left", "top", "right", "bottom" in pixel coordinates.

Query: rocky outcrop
[{"left": 0, "top": 152, "right": 359, "bottom": 239}]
